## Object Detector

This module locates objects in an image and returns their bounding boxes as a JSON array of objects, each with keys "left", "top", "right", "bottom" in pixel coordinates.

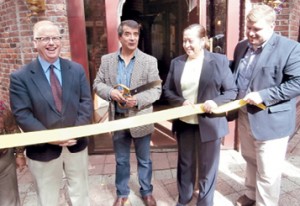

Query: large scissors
[{"left": 114, "top": 80, "right": 162, "bottom": 108}]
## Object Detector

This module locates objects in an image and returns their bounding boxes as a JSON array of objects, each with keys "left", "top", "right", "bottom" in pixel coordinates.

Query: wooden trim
[
  {"left": 198, "top": 0, "right": 206, "bottom": 27},
  {"left": 66, "top": 0, "right": 89, "bottom": 80},
  {"left": 226, "top": 0, "right": 240, "bottom": 59},
  {"left": 105, "top": 0, "right": 119, "bottom": 52}
]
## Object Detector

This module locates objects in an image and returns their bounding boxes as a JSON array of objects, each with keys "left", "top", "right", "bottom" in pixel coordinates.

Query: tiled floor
[{"left": 17, "top": 129, "right": 300, "bottom": 206}]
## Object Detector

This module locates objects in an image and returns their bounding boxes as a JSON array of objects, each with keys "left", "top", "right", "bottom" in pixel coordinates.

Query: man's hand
[
  {"left": 15, "top": 154, "right": 27, "bottom": 172},
  {"left": 49, "top": 139, "right": 77, "bottom": 147},
  {"left": 244, "top": 92, "right": 263, "bottom": 105},
  {"left": 203, "top": 100, "right": 218, "bottom": 113},
  {"left": 122, "top": 96, "right": 137, "bottom": 108},
  {"left": 110, "top": 89, "right": 127, "bottom": 103}
]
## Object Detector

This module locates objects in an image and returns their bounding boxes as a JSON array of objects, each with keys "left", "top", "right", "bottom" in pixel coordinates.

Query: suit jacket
[
  {"left": 231, "top": 33, "right": 300, "bottom": 140},
  {"left": 163, "top": 50, "right": 237, "bottom": 142},
  {"left": 10, "top": 58, "right": 93, "bottom": 161},
  {"left": 93, "top": 49, "right": 162, "bottom": 137}
]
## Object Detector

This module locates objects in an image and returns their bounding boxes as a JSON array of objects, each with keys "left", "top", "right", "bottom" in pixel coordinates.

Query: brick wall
[
  {"left": 275, "top": 0, "right": 300, "bottom": 40},
  {"left": 288, "top": 0, "right": 300, "bottom": 40},
  {"left": 0, "top": 1, "right": 22, "bottom": 104},
  {"left": 0, "top": 0, "right": 70, "bottom": 105}
]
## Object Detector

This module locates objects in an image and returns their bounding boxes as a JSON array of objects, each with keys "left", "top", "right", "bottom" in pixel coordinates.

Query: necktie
[{"left": 49, "top": 65, "right": 62, "bottom": 112}]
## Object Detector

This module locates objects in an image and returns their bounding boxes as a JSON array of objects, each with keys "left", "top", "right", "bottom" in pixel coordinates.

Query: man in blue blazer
[
  {"left": 10, "top": 20, "right": 93, "bottom": 206},
  {"left": 231, "top": 5, "right": 300, "bottom": 206}
]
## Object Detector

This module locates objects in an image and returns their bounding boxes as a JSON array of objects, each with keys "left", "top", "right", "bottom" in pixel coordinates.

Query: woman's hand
[
  {"left": 203, "top": 100, "right": 218, "bottom": 113},
  {"left": 182, "top": 100, "right": 193, "bottom": 106}
]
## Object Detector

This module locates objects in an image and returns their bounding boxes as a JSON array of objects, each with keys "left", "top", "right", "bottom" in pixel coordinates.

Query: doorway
[
  {"left": 120, "top": 0, "right": 191, "bottom": 84},
  {"left": 84, "top": 0, "right": 191, "bottom": 153},
  {"left": 84, "top": 0, "right": 240, "bottom": 153}
]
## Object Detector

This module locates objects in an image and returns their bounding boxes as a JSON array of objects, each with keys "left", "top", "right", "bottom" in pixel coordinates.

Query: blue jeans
[{"left": 113, "top": 129, "right": 153, "bottom": 197}]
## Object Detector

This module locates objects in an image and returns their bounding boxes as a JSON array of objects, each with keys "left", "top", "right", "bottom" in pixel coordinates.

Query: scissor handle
[{"left": 113, "top": 84, "right": 131, "bottom": 108}]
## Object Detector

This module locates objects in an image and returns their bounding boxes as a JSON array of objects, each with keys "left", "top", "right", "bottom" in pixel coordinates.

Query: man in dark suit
[
  {"left": 231, "top": 4, "right": 300, "bottom": 206},
  {"left": 10, "top": 20, "right": 93, "bottom": 206}
]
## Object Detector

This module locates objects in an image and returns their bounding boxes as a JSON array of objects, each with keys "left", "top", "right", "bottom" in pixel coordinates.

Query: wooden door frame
[
  {"left": 66, "top": 0, "right": 89, "bottom": 79},
  {"left": 198, "top": 0, "right": 240, "bottom": 150}
]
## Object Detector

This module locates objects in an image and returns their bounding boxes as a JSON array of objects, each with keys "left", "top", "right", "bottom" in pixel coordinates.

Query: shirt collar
[
  {"left": 117, "top": 48, "right": 137, "bottom": 60},
  {"left": 38, "top": 56, "right": 61, "bottom": 73}
]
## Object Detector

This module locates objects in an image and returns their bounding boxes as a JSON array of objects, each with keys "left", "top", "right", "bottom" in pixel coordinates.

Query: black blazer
[
  {"left": 10, "top": 58, "right": 93, "bottom": 161},
  {"left": 163, "top": 50, "right": 237, "bottom": 142}
]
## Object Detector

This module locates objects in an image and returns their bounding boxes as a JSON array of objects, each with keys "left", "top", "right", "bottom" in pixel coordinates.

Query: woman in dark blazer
[{"left": 163, "top": 24, "right": 237, "bottom": 206}]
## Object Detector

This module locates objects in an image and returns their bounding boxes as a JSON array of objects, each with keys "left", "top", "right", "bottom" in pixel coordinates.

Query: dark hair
[
  {"left": 117, "top": 20, "right": 140, "bottom": 37},
  {"left": 183, "top": 24, "right": 210, "bottom": 50}
]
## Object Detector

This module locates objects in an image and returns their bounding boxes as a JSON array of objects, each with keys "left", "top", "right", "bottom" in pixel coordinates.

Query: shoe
[
  {"left": 142, "top": 195, "right": 157, "bottom": 206},
  {"left": 236, "top": 195, "right": 256, "bottom": 206},
  {"left": 113, "top": 197, "right": 130, "bottom": 206}
]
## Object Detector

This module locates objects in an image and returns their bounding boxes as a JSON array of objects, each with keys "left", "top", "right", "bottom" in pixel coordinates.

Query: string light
[{"left": 263, "top": 0, "right": 286, "bottom": 14}]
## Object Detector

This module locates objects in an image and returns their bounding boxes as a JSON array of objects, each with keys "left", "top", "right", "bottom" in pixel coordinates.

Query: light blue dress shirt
[{"left": 38, "top": 56, "right": 62, "bottom": 86}]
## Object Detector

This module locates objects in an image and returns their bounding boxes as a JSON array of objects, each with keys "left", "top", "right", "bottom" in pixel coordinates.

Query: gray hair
[
  {"left": 33, "top": 20, "right": 61, "bottom": 39},
  {"left": 117, "top": 20, "right": 140, "bottom": 37}
]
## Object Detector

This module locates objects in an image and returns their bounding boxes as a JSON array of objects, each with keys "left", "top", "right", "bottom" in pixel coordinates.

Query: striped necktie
[{"left": 49, "top": 65, "right": 62, "bottom": 112}]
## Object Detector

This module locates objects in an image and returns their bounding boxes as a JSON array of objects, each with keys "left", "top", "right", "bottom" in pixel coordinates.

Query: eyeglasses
[{"left": 35, "top": 36, "right": 62, "bottom": 44}]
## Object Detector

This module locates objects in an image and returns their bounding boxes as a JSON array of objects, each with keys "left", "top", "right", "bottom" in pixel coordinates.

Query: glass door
[{"left": 206, "top": 0, "right": 227, "bottom": 54}]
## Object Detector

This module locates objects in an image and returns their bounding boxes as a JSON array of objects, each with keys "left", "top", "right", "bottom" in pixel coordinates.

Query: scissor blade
[{"left": 130, "top": 80, "right": 162, "bottom": 95}]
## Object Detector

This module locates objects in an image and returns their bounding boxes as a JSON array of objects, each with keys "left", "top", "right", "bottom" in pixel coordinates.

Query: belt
[{"left": 0, "top": 148, "right": 8, "bottom": 158}]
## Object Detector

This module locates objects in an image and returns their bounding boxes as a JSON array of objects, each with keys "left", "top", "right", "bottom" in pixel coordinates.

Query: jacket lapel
[
  {"left": 30, "top": 59, "right": 58, "bottom": 113},
  {"left": 109, "top": 52, "right": 119, "bottom": 86},
  {"left": 233, "top": 42, "right": 248, "bottom": 80},
  {"left": 250, "top": 33, "right": 277, "bottom": 80},
  {"left": 173, "top": 55, "right": 187, "bottom": 97},
  {"left": 197, "top": 51, "right": 214, "bottom": 101},
  {"left": 130, "top": 49, "right": 142, "bottom": 88},
  {"left": 60, "top": 58, "right": 73, "bottom": 114}
]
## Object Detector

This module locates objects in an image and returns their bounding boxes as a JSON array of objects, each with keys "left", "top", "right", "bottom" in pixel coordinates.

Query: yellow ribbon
[{"left": 0, "top": 100, "right": 265, "bottom": 149}]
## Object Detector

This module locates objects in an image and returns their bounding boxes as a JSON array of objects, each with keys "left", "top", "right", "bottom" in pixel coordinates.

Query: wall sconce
[
  {"left": 25, "top": 0, "right": 45, "bottom": 16},
  {"left": 263, "top": 0, "right": 286, "bottom": 13}
]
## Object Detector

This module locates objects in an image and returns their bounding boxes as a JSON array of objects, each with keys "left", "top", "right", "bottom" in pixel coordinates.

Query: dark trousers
[
  {"left": 113, "top": 129, "right": 153, "bottom": 197},
  {"left": 176, "top": 121, "right": 221, "bottom": 206}
]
